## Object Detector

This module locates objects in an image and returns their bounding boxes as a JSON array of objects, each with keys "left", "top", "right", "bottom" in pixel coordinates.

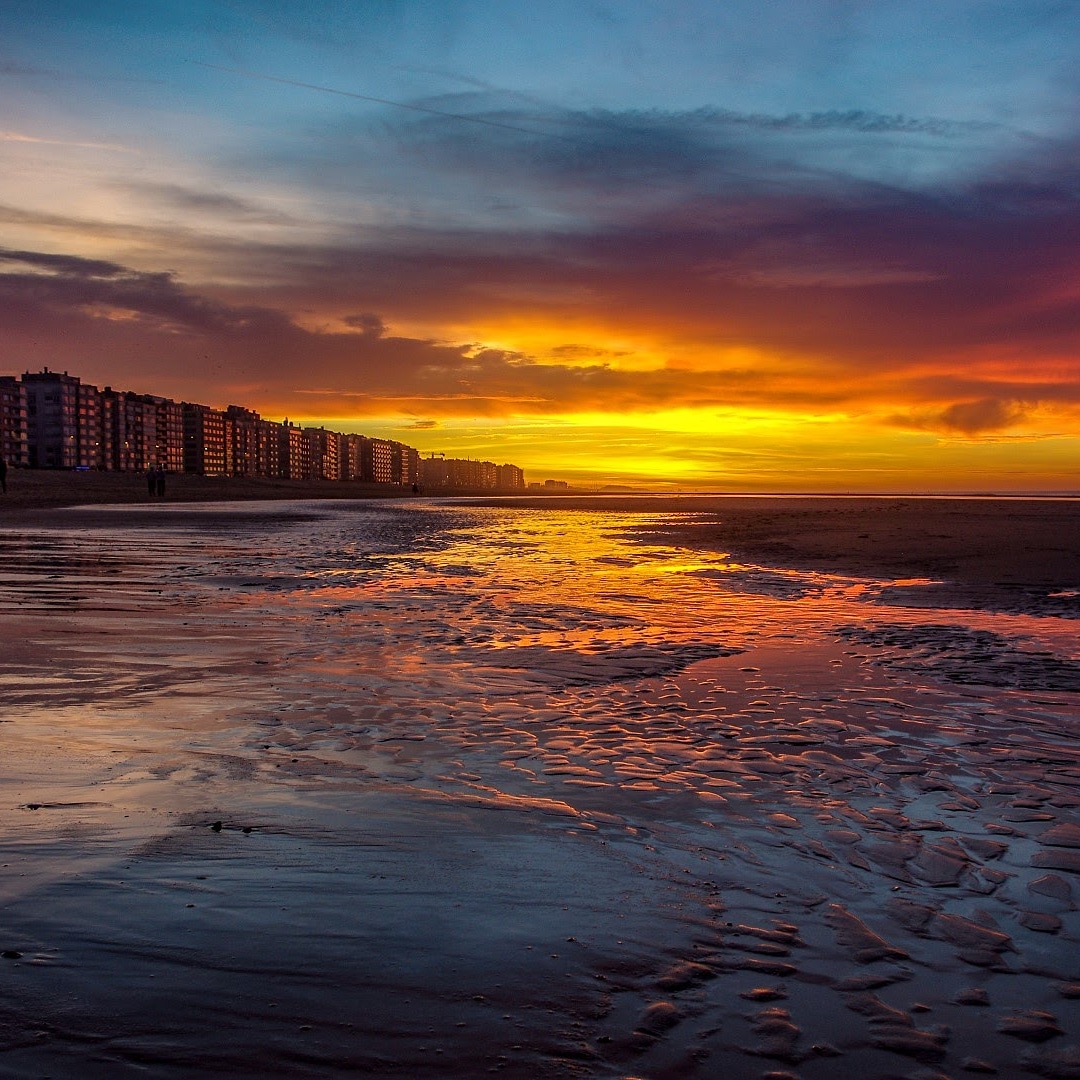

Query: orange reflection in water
[{"left": 246, "top": 503, "right": 1080, "bottom": 826}]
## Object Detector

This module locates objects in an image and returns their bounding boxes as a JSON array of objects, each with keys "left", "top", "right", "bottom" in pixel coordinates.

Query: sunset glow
[{"left": 2, "top": 2, "right": 1078, "bottom": 490}]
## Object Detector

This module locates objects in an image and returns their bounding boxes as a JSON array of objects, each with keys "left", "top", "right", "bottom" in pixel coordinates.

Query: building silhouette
[
  {"left": 419, "top": 455, "right": 526, "bottom": 493},
  {"left": 0, "top": 368, "right": 524, "bottom": 492}
]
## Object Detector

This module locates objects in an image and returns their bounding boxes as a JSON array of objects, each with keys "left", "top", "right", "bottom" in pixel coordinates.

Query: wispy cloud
[
  {"left": 113, "top": 180, "right": 297, "bottom": 224},
  {"left": 1, "top": 130, "right": 135, "bottom": 153},
  {"left": 193, "top": 62, "right": 577, "bottom": 142}
]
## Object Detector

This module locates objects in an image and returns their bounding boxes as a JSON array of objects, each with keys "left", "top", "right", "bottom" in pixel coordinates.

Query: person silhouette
[
  {"left": 155, "top": 464, "right": 166, "bottom": 498},
  {"left": 0, "top": 457, "right": 7, "bottom": 495}
]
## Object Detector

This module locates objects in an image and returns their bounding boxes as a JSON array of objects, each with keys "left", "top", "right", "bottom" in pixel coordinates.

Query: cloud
[
  {"left": 0, "top": 243, "right": 867, "bottom": 415},
  {"left": 343, "top": 312, "right": 386, "bottom": 338},
  {"left": 195, "top": 62, "right": 575, "bottom": 142},
  {"left": 888, "top": 398, "right": 1032, "bottom": 436},
  {"left": 0, "top": 247, "right": 132, "bottom": 279},
  {"left": 1, "top": 130, "right": 135, "bottom": 152},
  {"left": 288, "top": 92, "right": 1020, "bottom": 206},
  {"left": 1, "top": 88, "right": 1077, "bottom": 428},
  {"left": 0, "top": 247, "right": 292, "bottom": 337},
  {"left": 696, "top": 108, "right": 1000, "bottom": 138},
  {"left": 938, "top": 398, "right": 1028, "bottom": 433},
  {"left": 115, "top": 181, "right": 296, "bottom": 224},
  {"left": 220, "top": 94, "right": 1078, "bottom": 381}
]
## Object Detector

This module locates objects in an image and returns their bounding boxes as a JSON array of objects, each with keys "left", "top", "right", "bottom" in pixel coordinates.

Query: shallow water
[{"left": 1, "top": 499, "right": 1078, "bottom": 1078}]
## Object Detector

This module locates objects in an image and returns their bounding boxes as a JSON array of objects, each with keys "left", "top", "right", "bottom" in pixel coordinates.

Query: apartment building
[
  {"left": 496, "top": 463, "right": 526, "bottom": 491},
  {"left": 5, "top": 368, "right": 526, "bottom": 489},
  {"left": 23, "top": 369, "right": 100, "bottom": 469},
  {"left": 151, "top": 397, "right": 185, "bottom": 473},
  {"left": 304, "top": 427, "right": 341, "bottom": 481},
  {"left": 369, "top": 438, "right": 393, "bottom": 484},
  {"left": 278, "top": 421, "right": 309, "bottom": 480},
  {"left": 340, "top": 433, "right": 363, "bottom": 481},
  {"left": 419, "top": 455, "right": 504, "bottom": 491},
  {"left": 390, "top": 441, "right": 421, "bottom": 488},
  {"left": 255, "top": 417, "right": 282, "bottom": 479},
  {"left": 183, "top": 403, "right": 227, "bottom": 476},
  {"left": 0, "top": 376, "right": 28, "bottom": 467},
  {"left": 226, "top": 406, "right": 259, "bottom": 477},
  {"left": 103, "top": 390, "right": 158, "bottom": 471}
]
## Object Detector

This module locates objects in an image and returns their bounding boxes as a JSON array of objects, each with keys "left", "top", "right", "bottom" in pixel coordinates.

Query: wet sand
[
  {"left": 0, "top": 497, "right": 1077, "bottom": 1077},
  {"left": 477, "top": 494, "right": 1080, "bottom": 588}
]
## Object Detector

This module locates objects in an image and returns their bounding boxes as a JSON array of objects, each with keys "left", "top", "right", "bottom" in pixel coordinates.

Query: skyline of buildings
[{"left": 0, "top": 368, "right": 528, "bottom": 493}]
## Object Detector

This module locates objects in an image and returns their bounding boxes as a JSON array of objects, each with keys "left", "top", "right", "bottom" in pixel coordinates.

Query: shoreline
[
  {"left": 3, "top": 475, "right": 1079, "bottom": 591},
  {"left": 4, "top": 470, "right": 1077, "bottom": 515}
]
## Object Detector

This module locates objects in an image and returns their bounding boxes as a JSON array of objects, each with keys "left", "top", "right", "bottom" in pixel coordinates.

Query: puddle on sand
[{"left": 0, "top": 500, "right": 1078, "bottom": 1078}]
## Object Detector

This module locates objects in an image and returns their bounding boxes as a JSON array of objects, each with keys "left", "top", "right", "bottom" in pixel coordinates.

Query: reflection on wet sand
[{"left": 0, "top": 499, "right": 1078, "bottom": 1078}]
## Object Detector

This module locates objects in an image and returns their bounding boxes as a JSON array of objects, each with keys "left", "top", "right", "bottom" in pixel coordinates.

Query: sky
[{"left": 2, "top": 1, "right": 1078, "bottom": 491}]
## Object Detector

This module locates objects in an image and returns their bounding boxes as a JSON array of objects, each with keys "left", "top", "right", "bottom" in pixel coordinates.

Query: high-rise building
[
  {"left": 389, "top": 441, "right": 421, "bottom": 487},
  {"left": 0, "top": 376, "right": 28, "bottom": 467},
  {"left": 496, "top": 463, "right": 526, "bottom": 491},
  {"left": 255, "top": 418, "right": 282, "bottom": 478},
  {"left": 369, "top": 438, "right": 393, "bottom": 484},
  {"left": 420, "top": 456, "right": 526, "bottom": 492},
  {"left": 147, "top": 396, "right": 184, "bottom": 472},
  {"left": 6, "top": 368, "right": 526, "bottom": 488},
  {"left": 183, "top": 403, "right": 227, "bottom": 476},
  {"left": 23, "top": 369, "right": 100, "bottom": 469},
  {"left": 226, "top": 406, "right": 260, "bottom": 477},
  {"left": 304, "top": 427, "right": 341, "bottom": 481},
  {"left": 99, "top": 389, "right": 157, "bottom": 471},
  {"left": 278, "top": 421, "right": 309, "bottom": 480}
]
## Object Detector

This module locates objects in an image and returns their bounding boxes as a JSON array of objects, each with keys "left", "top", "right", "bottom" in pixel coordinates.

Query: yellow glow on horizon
[{"left": 266, "top": 391, "right": 1080, "bottom": 495}]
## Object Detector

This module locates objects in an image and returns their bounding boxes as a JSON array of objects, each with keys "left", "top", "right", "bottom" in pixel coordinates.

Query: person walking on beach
[
  {"left": 0, "top": 458, "right": 7, "bottom": 495},
  {"left": 146, "top": 465, "right": 156, "bottom": 497},
  {"left": 155, "top": 464, "right": 166, "bottom": 498}
]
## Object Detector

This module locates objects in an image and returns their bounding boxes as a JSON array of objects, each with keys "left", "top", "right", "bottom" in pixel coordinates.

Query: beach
[
  {"left": 0, "top": 495, "right": 1078, "bottom": 1077},
  {"left": 0, "top": 468, "right": 418, "bottom": 512}
]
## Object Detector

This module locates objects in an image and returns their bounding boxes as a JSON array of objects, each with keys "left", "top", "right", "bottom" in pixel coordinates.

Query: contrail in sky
[{"left": 193, "top": 61, "right": 575, "bottom": 141}]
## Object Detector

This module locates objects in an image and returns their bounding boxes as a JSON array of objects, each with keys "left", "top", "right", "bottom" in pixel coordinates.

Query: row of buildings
[{"left": 0, "top": 369, "right": 527, "bottom": 492}]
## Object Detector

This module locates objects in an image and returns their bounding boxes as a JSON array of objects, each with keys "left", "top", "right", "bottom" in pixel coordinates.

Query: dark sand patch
[{"left": 618, "top": 495, "right": 1080, "bottom": 590}]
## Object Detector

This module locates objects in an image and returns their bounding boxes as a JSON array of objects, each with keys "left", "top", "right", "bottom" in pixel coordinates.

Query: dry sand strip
[{"left": 0, "top": 468, "right": 417, "bottom": 512}]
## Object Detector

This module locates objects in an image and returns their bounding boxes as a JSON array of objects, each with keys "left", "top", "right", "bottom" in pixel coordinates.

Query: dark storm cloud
[{"left": 0, "top": 247, "right": 292, "bottom": 337}]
